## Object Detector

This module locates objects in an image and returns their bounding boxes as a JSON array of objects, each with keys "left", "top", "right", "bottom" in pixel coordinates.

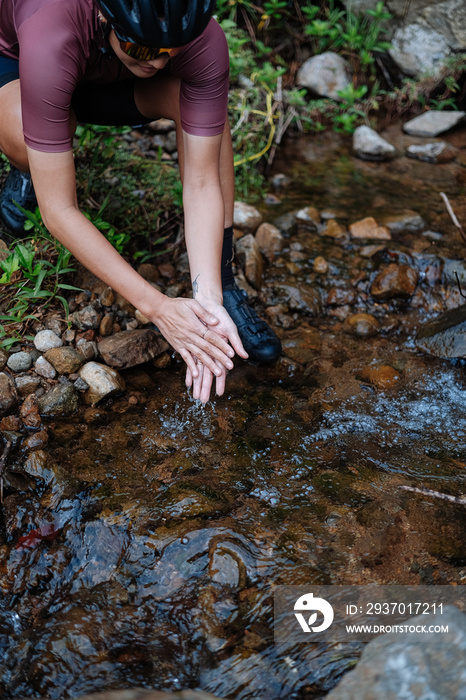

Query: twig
[
  {"left": 0, "top": 440, "right": 12, "bottom": 504},
  {"left": 399, "top": 484, "right": 466, "bottom": 505},
  {"left": 440, "top": 192, "right": 466, "bottom": 243}
]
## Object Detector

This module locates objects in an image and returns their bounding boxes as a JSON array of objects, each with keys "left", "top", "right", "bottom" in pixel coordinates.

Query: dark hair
[{"left": 97, "top": 0, "right": 216, "bottom": 47}]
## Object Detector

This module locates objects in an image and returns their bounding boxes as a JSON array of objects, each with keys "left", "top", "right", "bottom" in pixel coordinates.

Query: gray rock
[
  {"left": 236, "top": 233, "right": 264, "bottom": 289},
  {"left": 403, "top": 110, "right": 466, "bottom": 137},
  {"left": 37, "top": 384, "right": 79, "bottom": 416},
  {"left": 97, "top": 329, "right": 168, "bottom": 370},
  {"left": 326, "top": 606, "right": 466, "bottom": 699},
  {"left": 233, "top": 201, "right": 263, "bottom": 234},
  {"left": 353, "top": 126, "right": 396, "bottom": 161},
  {"left": 33, "top": 329, "right": 63, "bottom": 352},
  {"left": 406, "top": 141, "right": 458, "bottom": 163},
  {"left": 78, "top": 362, "right": 126, "bottom": 405},
  {"left": 416, "top": 303, "right": 466, "bottom": 357},
  {"left": 70, "top": 304, "right": 103, "bottom": 331},
  {"left": 74, "top": 377, "right": 89, "bottom": 392},
  {"left": 379, "top": 210, "right": 426, "bottom": 233},
  {"left": 76, "top": 339, "right": 99, "bottom": 361},
  {"left": 34, "top": 356, "right": 57, "bottom": 379},
  {"left": 297, "top": 52, "right": 352, "bottom": 101},
  {"left": 274, "top": 284, "right": 322, "bottom": 316},
  {"left": 6, "top": 351, "right": 32, "bottom": 372},
  {"left": 14, "top": 375, "right": 41, "bottom": 397},
  {"left": 389, "top": 23, "right": 450, "bottom": 76},
  {"left": 0, "top": 372, "right": 18, "bottom": 417}
]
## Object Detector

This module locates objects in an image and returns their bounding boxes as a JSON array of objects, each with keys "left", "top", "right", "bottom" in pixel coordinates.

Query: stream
[{"left": 1, "top": 124, "right": 466, "bottom": 699}]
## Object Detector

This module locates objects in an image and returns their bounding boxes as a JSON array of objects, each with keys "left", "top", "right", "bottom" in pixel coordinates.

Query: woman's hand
[
  {"left": 184, "top": 299, "right": 248, "bottom": 403},
  {"left": 153, "top": 295, "right": 241, "bottom": 384}
]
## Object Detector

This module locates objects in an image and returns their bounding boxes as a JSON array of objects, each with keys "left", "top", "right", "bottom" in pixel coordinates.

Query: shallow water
[{"left": 2, "top": 126, "right": 466, "bottom": 698}]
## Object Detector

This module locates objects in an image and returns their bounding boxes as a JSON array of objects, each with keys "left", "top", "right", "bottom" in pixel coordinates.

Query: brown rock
[
  {"left": 322, "top": 219, "right": 346, "bottom": 239},
  {"left": 22, "top": 429, "right": 49, "bottom": 451},
  {"left": 358, "top": 365, "right": 400, "bottom": 390},
  {"left": 157, "top": 263, "right": 176, "bottom": 279},
  {"left": 370, "top": 263, "right": 418, "bottom": 300},
  {"left": 255, "top": 223, "right": 284, "bottom": 262},
  {"left": 14, "top": 375, "right": 41, "bottom": 396},
  {"left": 296, "top": 206, "right": 320, "bottom": 231},
  {"left": 313, "top": 256, "right": 329, "bottom": 274},
  {"left": 349, "top": 217, "right": 391, "bottom": 240},
  {"left": 99, "top": 314, "right": 114, "bottom": 337},
  {"left": 99, "top": 287, "right": 115, "bottom": 307},
  {"left": 236, "top": 233, "right": 264, "bottom": 289},
  {"left": 20, "top": 394, "right": 41, "bottom": 429},
  {"left": 45, "top": 347, "right": 85, "bottom": 374},
  {"left": 98, "top": 329, "right": 169, "bottom": 369},
  {"left": 0, "top": 415, "right": 21, "bottom": 431},
  {"left": 327, "top": 287, "right": 356, "bottom": 306},
  {"left": 0, "top": 372, "right": 18, "bottom": 417},
  {"left": 282, "top": 326, "right": 322, "bottom": 364},
  {"left": 344, "top": 313, "right": 381, "bottom": 337}
]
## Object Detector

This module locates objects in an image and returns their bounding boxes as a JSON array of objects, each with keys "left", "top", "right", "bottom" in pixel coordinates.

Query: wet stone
[
  {"left": 327, "top": 287, "right": 356, "bottom": 307},
  {"left": 37, "top": 384, "right": 79, "bottom": 417},
  {"left": 296, "top": 206, "right": 320, "bottom": 231},
  {"left": 349, "top": 217, "right": 391, "bottom": 240},
  {"left": 0, "top": 372, "right": 18, "bottom": 417},
  {"left": 98, "top": 329, "right": 168, "bottom": 369},
  {"left": 406, "top": 141, "right": 458, "bottom": 164},
  {"left": 326, "top": 607, "right": 466, "bottom": 700},
  {"left": 22, "top": 429, "right": 49, "bottom": 452},
  {"left": 78, "top": 361, "right": 126, "bottom": 405},
  {"left": 33, "top": 356, "right": 57, "bottom": 380},
  {"left": 33, "top": 329, "right": 63, "bottom": 352},
  {"left": 370, "top": 263, "right": 418, "bottom": 300},
  {"left": 322, "top": 219, "right": 346, "bottom": 239},
  {"left": 14, "top": 375, "right": 41, "bottom": 397},
  {"left": 0, "top": 415, "right": 21, "bottom": 432},
  {"left": 20, "top": 394, "right": 41, "bottom": 428},
  {"left": 344, "top": 313, "right": 381, "bottom": 338},
  {"left": 76, "top": 339, "right": 98, "bottom": 361},
  {"left": 358, "top": 365, "right": 400, "bottom": 390},
  {"left": 44, "top": 347, "right": 84, "bottom": 374},
  {"left": 6, "top": 351, "right": 32, "bottom": 373},
  {"left": 281, "top": 326, "right": 322, "bottom": 364},
  {"left": 416, "top": 304, "right": 466, "bottom": 358},
  {"left": 274, "top": 284, "right": 321, "bottom": 316}
]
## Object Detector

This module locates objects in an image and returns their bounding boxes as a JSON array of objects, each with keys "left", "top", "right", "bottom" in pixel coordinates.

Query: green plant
[{"left": 0, "top": 226, "right": 80, "bottom": 348}]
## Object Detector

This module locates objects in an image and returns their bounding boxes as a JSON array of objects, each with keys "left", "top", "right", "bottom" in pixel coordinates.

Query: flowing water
[{"left": 2, "top": 125, "right": 466, "bottom": 699}]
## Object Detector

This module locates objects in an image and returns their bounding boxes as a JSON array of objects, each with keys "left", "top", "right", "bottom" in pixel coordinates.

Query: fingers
[{"left": 186, "top": 357, "right": 226, "bottom": 403}]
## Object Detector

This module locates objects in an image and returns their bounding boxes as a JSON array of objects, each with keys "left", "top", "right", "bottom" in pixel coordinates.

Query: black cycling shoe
[
  {"left": 0, "top": 166, "right": 37, "bottom": 236},
  {"left": 223, "top": 284, "right": 282, "bottom": 363}
]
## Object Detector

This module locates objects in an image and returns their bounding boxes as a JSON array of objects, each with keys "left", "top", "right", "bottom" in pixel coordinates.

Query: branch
[
  {"left": 440, "top": 192, "right": 466, "bottom": 244},
  {"left": 399, "top": 484, "right": 466, "bottom": 505}
]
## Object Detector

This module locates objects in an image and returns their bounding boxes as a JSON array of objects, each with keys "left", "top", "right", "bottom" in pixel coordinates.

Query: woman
[{"left": 0, "top": 0, "right": 281, "bottom": 402}]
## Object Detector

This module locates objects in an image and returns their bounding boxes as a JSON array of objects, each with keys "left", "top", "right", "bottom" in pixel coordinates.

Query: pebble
[
  {"left": 37, "top": 384, "right": 79, "bottom": 416},
  {"left": 255, "top": 222, "right": 284, "bottom": 262},
  {"left": 358, "top": 365, "right": 400, "bottom": 390},
  {"left": 20, "top": 394, "right": 41, "bottom": 428},
  {"left": 349, "top": 217, "right": 391, "bottom": 240},
  {"left": 78, "top": 361, "right": 126, "bottom": 405},
  {"left": 353, "top": 125, "right": 396, "bottom": 161},
  {"left": 233, "top": 201, "right": 263, "bottom": 234},
  {"left": 33, "top": 330, "right": 63, "bottom": 352},
  {"left": 0, "top": 373, "right": 18, "bottom": 417},
  {"left": 70, "top": 304, "right": 103, "bottom": 331},
  {"left": 34, "top": 356, "right": 57, "bottom": 379},
  {"left": 99, "top": 287, "right": 115, "bottom": 307},
  {"left": 323, "top": 219, "right": 347, "bottom": 239},
  {"left": 76, "top": 339, "right": 99, "bottom": 361},
  {"left": 6, "top": 351, "right": 32, "bottom": 372},
  {"left": 14, "top": 375, "right": 41, "bottom": 397},
  {"left": 44, "top": 347, "right": 85, "bottom": 374},
  {"left": 0, "top": 349, "right": 8, "bottom": 371},
  {"left": 313, "top": 256, "right": 329, "bottom": 274},
  {"left": 370, "top": 263, "right": 419, "bottom": 300},
  {"left": 344, "top": 313, "right": 381, "bottom": 337},
  {"left": 406, "top": 142, "right": 458, "bottom": 164},
  {"left": 99, "top": 314, "right": 115, "bottom": 337}
]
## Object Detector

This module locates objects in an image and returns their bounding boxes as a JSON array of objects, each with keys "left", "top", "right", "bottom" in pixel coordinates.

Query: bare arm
[{"left": 26, "top": 146, "right": 236, "bottom": 380}]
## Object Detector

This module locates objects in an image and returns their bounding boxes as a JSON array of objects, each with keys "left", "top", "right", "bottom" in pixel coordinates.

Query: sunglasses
[{"left": 118, "top": 41, "right": 174, "bottom": 62}]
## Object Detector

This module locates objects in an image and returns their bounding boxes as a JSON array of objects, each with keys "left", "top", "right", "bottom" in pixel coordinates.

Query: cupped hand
[
  {"left": 185, "top": 299, "right": 249, "bottom": 403},
  {"left": 153, "top": 295, "right": 236, "bottom": 381}
]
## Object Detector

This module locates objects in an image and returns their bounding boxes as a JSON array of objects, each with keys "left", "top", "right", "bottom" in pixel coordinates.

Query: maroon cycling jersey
[{"left": 0, "top": 0, "right": 229, "bottom": 152}]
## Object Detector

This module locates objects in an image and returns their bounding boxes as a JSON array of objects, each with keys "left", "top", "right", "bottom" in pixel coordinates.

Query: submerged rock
[
  {"left": 353, "top": 126, "right": 395, "bottom": 162},
  {"left": 379, "top": 210, "right": 425, "bottom": 234},
  {"left": 358, "top": 365, "right": 400, "bottom": 390},
  {"left": 371, "top": 263, "right": 418, "bottom": 301},
  {"left": 326, "top": 607, "right": 466, "bottom": 700},
  {"left": 416, "top": 304, "right": 466, "bottom": 358},
  {"left": 297, "top": 52, "right": 352, "bottom": 101},
  {"left": 344, "top": 314, "right": 380, "bottom": 338},
  {"left": 403, "top": 111, "right": 466, "bottom": 137},
  {"left": 349, "top": 217, "right": 391, "bottom": 240}
]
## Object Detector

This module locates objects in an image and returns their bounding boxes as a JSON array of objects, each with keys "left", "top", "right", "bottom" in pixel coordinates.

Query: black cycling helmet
[{"left": 97, "top": 0, "right": 217, "bottom": 47}]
